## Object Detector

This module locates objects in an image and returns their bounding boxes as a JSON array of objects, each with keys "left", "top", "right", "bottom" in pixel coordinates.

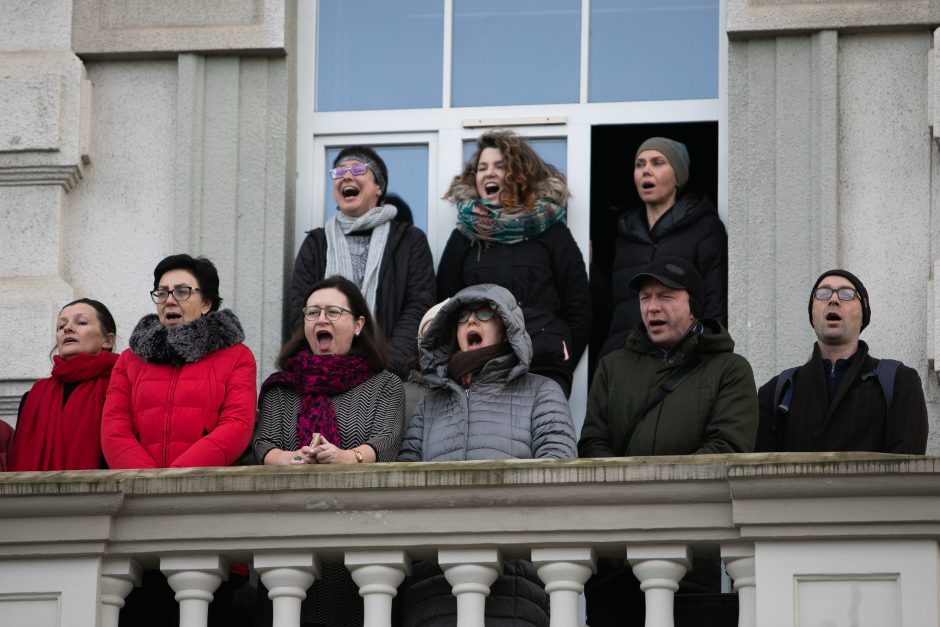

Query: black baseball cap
[{"left": 628, "top": 256, "right": 705, "bottom": 317}]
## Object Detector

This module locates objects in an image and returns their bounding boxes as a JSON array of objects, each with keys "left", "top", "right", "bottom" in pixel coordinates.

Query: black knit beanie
[{"left": 808, "top": 269, "right": 870, "bottom": 331}]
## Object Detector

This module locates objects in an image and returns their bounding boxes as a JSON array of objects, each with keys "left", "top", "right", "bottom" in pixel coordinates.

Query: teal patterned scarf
[{"left": 456, "top": 197, "right": 567, "bottom": 244}]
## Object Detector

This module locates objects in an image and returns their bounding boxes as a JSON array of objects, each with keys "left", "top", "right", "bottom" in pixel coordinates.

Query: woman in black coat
[
  {"left": 599, "top": 137, "right": 727, "bottom": 358},
  {"left": 290, "top": 146, "right": 436, "bottom": 378},
  {"left": 436, "top": 130, "right": 591, "bottom": 397}
]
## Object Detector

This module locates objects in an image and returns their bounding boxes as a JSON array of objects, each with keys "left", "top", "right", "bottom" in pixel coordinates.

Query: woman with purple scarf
[{"left": 249, "top": 275, "right": 404, "bottom": 627}]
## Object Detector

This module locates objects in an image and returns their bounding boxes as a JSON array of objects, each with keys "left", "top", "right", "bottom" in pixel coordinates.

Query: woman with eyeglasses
[
  {"left": 249, "top": 275, "right": 403, "bottom": 627},
  {"left": 8, "top": 299, "right": 117, "bottom": 471},
  {"left": 101, "top": 253, "right": 256, "bottom": 469},
  {"left": 599, "top": 137, "right": 727, "bottom": 360},
  {"left": 290, "top": 145, "right": 436, "bottom": 378},
  {"left": 436, "top": 130, "right": 590, "bottom": 397},
  {"left": 397, "top": 283, "right": 575, "bottom": 627}
]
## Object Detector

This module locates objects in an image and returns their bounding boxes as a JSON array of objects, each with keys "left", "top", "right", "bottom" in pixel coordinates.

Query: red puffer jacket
[{"left": 102, "top": 311, "right": 257, "bottom": 469}]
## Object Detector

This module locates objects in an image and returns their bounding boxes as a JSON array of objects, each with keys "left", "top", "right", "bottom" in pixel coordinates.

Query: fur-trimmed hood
[
  {"left": 448, "top": 174, "right": 570, "bottom": 207},
  {"left": 129, "top": 309, "right": 246, "bottom": 366}
]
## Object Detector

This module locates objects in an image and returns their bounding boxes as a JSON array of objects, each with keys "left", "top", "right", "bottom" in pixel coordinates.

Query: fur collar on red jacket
[{"left": 129, "top": 309, "right": 245, "bottom": 366}]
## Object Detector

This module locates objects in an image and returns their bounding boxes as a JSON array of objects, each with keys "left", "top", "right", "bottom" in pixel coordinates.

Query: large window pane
[
  {"left": 461, "top": 138, "right": 567, "bottom": 176},
  {"left": 452, "top": 0, "right": 580, "bottom": 107},
  {"left": 316, "top": 2, "right": 444, "bottom": 111},
  {"left": 324, "top": 145, "right": 429, "bottom": 233},
  {"left": 589, "top": 0, "right": 718, "bottom": 102}
]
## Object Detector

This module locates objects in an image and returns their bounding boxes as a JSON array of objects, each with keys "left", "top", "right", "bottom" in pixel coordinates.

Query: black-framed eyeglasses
[
  {"left": 329, "top": 163, "right": 370, "bottom": 179},
  {"left": 303, "top": 305, "right": 353, "bottom": 322},
  {"left": 150, "top": 286, "right": 201, "bottom": 304},
  {"left": 814, "top": 287, "right": 858, "bottom": 302},
  {"left": 456, "top": 307, "right": 496, "bottom": 324}
]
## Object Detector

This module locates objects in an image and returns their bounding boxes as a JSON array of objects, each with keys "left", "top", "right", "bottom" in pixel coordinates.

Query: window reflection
[
  {"left": 452, "top": 0, "right": 580, "bottom": 107},
  {"left": 316, "top": 1, "right": 444, "bottom": 111},
  {"left": 589, "top": 0, "right": 719, "bottom": 102}
]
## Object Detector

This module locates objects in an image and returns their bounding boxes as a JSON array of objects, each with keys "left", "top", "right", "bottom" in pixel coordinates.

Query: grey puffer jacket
[
  {"left": 397, "top": 283, "right": 573, "bottom": 627},
  {"left": 397, "top": 283, "right": 576, "bottom": 462}
]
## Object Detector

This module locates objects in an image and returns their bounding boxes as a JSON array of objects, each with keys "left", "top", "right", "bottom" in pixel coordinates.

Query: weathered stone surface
[
  {"left": 728, "top": 0, "right": 940, "bottom": 37},
  {"left": 72, "top": 0, "right": 286, "bottom": 57}
]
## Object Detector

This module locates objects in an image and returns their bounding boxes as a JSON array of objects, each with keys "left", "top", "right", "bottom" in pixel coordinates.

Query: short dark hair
[
  {"left": 59, "top": 298, "right": 117, "bottom": 352},
  {"left": 152, "top": 254, "right": 222, "bottom": 312},
  {"left": 333, "top": 145, "right": 389, "bottom": 204},
  {"left": 277, "top": 275, "right": 388, "bottom": 372}
]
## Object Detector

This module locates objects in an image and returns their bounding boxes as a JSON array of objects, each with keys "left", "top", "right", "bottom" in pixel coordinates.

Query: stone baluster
[
  {"left": 721, "top": 543, "right": 756, "bottom": 627},
  {"left": 346, "top": 550, "right": 411, "bottom": 627},
  {"left": 255, "top": 552, "right": 321, "bottom": 627},
  {"left": 627, "top": 544, "right": 691, "bottom": 627},
  {"left": 161, "top": 555, "right": 228, "bottom": 627},
  {"left": 438, "top": 548, "right": 502, "bottom": 627},
  {"left": 100, "top": 558, "right": 142, "bottom": 627},
  {"left": 531, "top": 547, "right": 596, "bottom": 627}
]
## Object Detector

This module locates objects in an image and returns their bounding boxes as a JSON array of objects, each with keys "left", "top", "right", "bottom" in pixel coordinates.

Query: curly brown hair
[{"left": 444, "top": 129, "right": 564, "bottom": 210}]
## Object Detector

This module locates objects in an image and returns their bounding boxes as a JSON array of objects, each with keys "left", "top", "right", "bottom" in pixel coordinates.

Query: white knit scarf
[{"left": 325, "top": 204, "right": 398, "bottom": 313}]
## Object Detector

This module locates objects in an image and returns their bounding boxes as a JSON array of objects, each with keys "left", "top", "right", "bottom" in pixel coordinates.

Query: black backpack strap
[
  {"left": 639, "top": 354, "right": 704, "bottom": 418},
  {"left": 772, "top": 367, "right": 799, "bottom": 433},
  {"left": 862, "top": 359, "right": 900, "bottom": 413}
]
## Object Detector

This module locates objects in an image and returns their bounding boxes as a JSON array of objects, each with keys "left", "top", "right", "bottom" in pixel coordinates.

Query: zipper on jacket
[{"left": 163, "top": 368, "right": 180, "bottom": 467}]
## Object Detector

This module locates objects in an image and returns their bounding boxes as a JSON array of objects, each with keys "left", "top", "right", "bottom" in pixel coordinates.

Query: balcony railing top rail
[{"left": 0, "top": 453, "right": 937, "bottom": 566}]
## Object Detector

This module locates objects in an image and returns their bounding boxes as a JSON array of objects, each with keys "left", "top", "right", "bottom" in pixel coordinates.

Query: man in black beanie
[{"left": 755, "top": 269, "right": 927, "bottom": 453}]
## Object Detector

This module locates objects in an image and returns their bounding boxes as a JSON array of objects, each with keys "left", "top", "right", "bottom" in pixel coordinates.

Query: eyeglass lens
[
  {"left": 815, "top": 288, "right": 856, "bottom": 301},
  {"left": 457, "top": 307, "right": 495, "bottom": 323},
  {"left": 329, "top": 163, "right": 369, "bottom": 179},
  {"left": 304, "top": 306, "right": 345, "bottom": 321},
  {"left": 151, "top": 286, "right": 195, "bottom": 303}
]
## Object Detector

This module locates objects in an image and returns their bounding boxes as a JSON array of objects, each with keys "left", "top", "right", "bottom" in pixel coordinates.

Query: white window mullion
[
  {"left": 443, "top": 0, "right": 454, "bottom": 109},
  {"left": 580, "top": 0, "right": 590, "bottom": 104}
]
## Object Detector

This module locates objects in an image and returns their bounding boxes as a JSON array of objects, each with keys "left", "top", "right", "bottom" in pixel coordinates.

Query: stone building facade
[{"left": 1, "top": 0, "right": 939, "bottom": 451}]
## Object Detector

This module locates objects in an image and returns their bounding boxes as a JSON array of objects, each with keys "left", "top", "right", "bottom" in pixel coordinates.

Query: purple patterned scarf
[{"left": 261, "top": 350, "right": 372, "bottom": 449}]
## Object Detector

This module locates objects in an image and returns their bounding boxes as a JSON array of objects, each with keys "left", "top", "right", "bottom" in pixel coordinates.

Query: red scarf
[
  {"left": 261, "top": 350, "right": 373, "bottom": 449},
  {"left": 9, "top": 351, "right": 118, "bottom": 471}
]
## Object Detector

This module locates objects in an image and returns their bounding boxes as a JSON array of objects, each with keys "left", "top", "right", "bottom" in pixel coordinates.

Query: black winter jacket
[
  {"left": 436, "top": 223, "right": 591, "bottom": 396},
  {"left": 601, "top": 193, "right": 726, "bottom": 358},
  {"left": 290, "top": 221, "right": 436, "bottom": 377},
  {"left": 756, "top": 341, "right": 928, "bottom": 453}
]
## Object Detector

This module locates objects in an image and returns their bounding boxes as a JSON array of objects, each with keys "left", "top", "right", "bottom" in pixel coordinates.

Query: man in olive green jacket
[{"left": 579, "top": 256, "right": 757, "bottom": 458}]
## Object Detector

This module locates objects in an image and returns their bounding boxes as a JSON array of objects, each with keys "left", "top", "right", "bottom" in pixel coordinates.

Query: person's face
[
  {"left": 332, "top": 159, "right": 383, "bottom": 218},
  {"left": 156, "top": 269, "right": 211, "bottom": 327},
  {"left": 811, "top": 275, "right": 864, "bottom": 347},
  {"left": 634, "top": 150, "right": 678, "bottom": 208},
  {"left": 304, "top": 287, "right": 365, "bottom": 356},
  {"left": 56, "top": 303, "right": 114, "bottom": 359},
  {"left": 638, "top": 280, "right": 694, "bottom": 349},
  {"left": 475, "top": 147, "right": 507, "bottom": 204},
  {"left": 456, "top": 304, "right": 505, "bottom": 351}
]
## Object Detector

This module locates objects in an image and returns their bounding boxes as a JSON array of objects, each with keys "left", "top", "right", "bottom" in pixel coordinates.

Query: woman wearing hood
[
  {"left": 398, "top": 283, "right": 575, "bottom": 627},
  {"left": 101, "top": 254, "right": 256, "bottom": 469},
  {"left": 436, "top": 130, "right": 591, "bottom": 397},
  {"left": 599, "top": 137, "right": 727, "bottom": 359},
  {"left": 290, "top": 145, "right": 436, "bottom": 377}
]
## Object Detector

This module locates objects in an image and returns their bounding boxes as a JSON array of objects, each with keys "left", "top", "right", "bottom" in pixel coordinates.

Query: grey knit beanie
[{"left": 636, "top": 137, "right": 690, "bottom": 190}]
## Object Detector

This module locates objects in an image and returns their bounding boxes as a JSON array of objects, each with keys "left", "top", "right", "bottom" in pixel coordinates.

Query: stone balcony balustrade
[{"left": 0, "top": 453, "right": 937, "bottom": 627}]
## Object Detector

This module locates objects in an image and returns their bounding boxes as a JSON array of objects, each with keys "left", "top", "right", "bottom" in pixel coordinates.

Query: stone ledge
[
  {"left": 727, "top": 0, "right": 940, "bottom": 37},
  {"left": 72, "top": 0, "right": 287, "bottom": 58}
]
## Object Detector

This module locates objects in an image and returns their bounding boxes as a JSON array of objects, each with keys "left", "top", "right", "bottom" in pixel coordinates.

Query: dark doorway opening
[{"left": 588, "top": 122, "right": 719, "bottom": 375}]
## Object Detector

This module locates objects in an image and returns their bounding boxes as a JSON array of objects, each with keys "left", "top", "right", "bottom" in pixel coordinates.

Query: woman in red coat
[
  {"left": 9, "top": 298, "right": 117, "bottom": 471},
  {"left": 101, "top": 254, "right": 256, "bottom": 469}
]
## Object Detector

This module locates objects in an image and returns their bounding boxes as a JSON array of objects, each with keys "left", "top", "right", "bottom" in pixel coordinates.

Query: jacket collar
[{"left": 129, "top": 309, "right": 245, "bottom": 366}]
